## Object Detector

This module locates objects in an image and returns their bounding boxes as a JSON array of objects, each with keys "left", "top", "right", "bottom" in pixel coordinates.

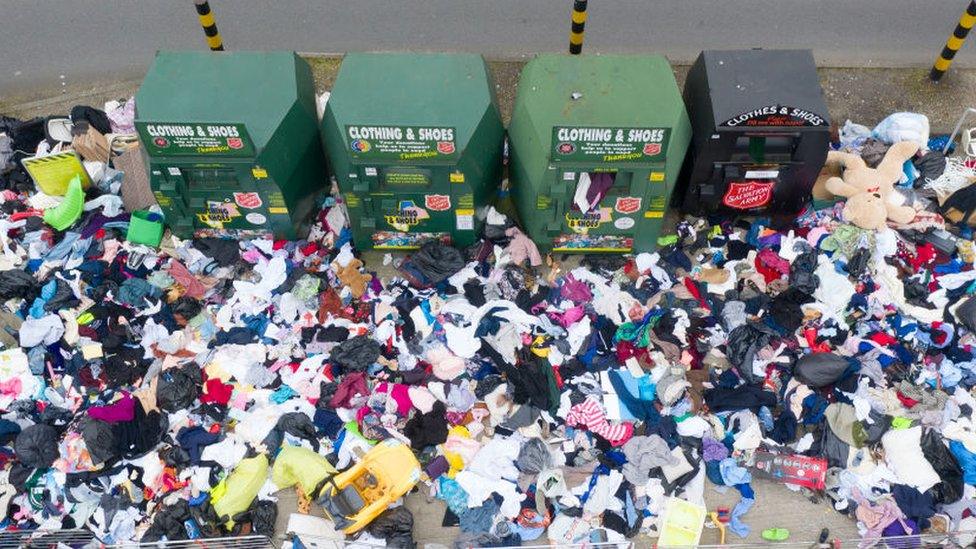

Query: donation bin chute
[
  {"left": 321, "top": 52, "right": 504, "bottom": 250},
  {"left": 135, "top": 51, "right": 327, "bottom": 240},
  {"left": 679, "top": 49, "right": 831, "bottom": 216},
  {"left": 508, "top": 54, "right": 691, "bottom": 254}
]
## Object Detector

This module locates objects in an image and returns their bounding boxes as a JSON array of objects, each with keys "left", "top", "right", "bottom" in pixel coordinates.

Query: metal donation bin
[
  {"left": 679, "top": 49, "right": 830, "bottom": 215},
  {"left": 508, "top": 54, "right": 691, "bottom": 254},
  {"left": 321, "top": 52, "right": 504, "bottom": 250},
  {"left": 135, "top": 51, "right": 327, "bottom": 239}
]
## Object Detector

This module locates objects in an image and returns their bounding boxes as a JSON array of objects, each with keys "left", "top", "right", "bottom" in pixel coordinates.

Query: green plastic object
[
  {"left": 508, "top": 54, "right": 692, "bottom": 253},
  {"left": 321, "top": 53, "right": 505, "bottom": 250},
  {"left": 761, "top": 528, "right": 790, "bottom": 541},
  {"left": 43, "top": 175, "right": 84, "bottom": 231},
  {"left": 126, "top": 210, "right": 164, "bottom": 247},
  {"left": 135, "top": 51, "right": 327, "bottom": 240}
]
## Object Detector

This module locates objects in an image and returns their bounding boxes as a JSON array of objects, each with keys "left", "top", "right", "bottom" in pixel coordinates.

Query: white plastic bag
[{"left": 872, "top": 112, "right": 930, "bottom": 147}]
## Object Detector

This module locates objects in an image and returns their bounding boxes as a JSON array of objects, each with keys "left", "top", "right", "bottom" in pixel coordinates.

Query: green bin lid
[
  {"left": 326, "top": 52, "right": 496, "bottom": 154},
  {"left": 512, "top": 54, "right": 686, "bottom": 152},
  {"left": 135, "top": 51, "right": 307, "bottom": 149}
]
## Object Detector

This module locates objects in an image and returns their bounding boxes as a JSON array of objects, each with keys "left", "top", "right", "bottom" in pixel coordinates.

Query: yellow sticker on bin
[
  {"left": 251, "top": 167, "right": 268, "bottom": 179},
  {"left": 649, "top": 172, "right": 665, "bottom": 182},
  {"left": 450, "top": 172, "right": 465, "bottom": 183}
]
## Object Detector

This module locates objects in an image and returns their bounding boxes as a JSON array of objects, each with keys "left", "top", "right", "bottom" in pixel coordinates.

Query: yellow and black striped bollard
[
  {"left": 569, "top": 0, "right": 588, "bottom": 55},
  {"left": 931, "top": 0, "right": 976, "bottom": 81},
  {"left": 194, "top": 0, "right": 224, "bottom": 51}
]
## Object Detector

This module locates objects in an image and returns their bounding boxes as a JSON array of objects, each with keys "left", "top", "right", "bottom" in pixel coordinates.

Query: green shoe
[
  {"left": 43, "top": 175, "right": 85, "bottom": 231},
  {"left": 761, "top": 528, "right": 790, "bottom": 542}
]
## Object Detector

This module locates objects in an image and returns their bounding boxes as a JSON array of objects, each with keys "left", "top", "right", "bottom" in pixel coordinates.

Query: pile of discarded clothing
[{"left": 0, "top": 103, "right": 975, "bottom": 549}]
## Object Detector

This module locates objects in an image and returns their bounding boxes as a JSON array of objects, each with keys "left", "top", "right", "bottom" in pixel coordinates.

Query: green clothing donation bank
[
  {"left": 508, "top": 54, "right": 691, "bottom": 253},
  {"left": 135, "top": 51, "right": 327, "bottom": 239},
  {"left": 321, "top": 53, "right": 504, "bottom": 250}
]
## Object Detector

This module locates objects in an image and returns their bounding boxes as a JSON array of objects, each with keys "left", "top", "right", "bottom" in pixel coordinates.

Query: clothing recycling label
[
  {"left": 346, "top": 125, "right": 457, "bottom": 161},
  {"left": 384, "top": 200, "right": 429, "bottom": 231},
  {"left": 719, "top": 105, "right": 827, "bottom": 127},
  {"left": 551, "top": 126, "right": 670, "bottom": 163},
  {"left": 136, "top": 122, "right": 255, "bottom": 157}
]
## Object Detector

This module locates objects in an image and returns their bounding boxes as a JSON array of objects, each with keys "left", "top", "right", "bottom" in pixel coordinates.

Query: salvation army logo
[
  {"left": 437, "top": 141, "right": 456, "bottom": 154},
  {"left": 614, "top": 197, "right": 642, "bottom": 215},
  {"left": 722, "top": 180, "right": 775, "bottom": 210},
  {"left": 153, "top": 137, "right": 169, "bottom": 148},
  {"left": 643, "top": 143, "right": 662, "bottom": 156},
  {"left": 424, "top": 194, "right": 451, "bottom": 211},
  {"left": 556, "top": 142, "right": 576, "bottom": 155},
  {"left": 227, "top": 137, "right": 244, "bottom": 150},
  {"left": 350, "top": 139, "right": 371, "bottom": 153},
  {"left": 233, "top": 192, "right": 263, "bottom": 209}
]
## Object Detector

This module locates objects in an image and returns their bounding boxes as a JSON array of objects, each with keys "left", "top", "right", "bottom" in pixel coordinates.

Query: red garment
[
  {"left": 803, "top": 328, "right": 831, "bottom": 353},
  {"left": 755, "top": 249, "right": 791, "bottom": 283},
  {"left": 300, "top": 242, "right": 319, "bottom": 256},
  {"left": 909, "top": 243, "right": 936, "bottom": 270},
  {"left": 868, "top": 332, "right": 897, "bottom": 346},
  {"left": 683, "top": 277, "right": 710, "bottom": 311},
  {"left": 896, "top": 392, "right": 919, "bottom": 408},
  {"left": 329, "top": 371, "right": 368, "bottom": 409},
  {"left": 200, "top": 378, "right": 233, "bottom": 405}
]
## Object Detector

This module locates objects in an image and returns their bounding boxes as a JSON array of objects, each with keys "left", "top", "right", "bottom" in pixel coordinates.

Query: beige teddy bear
[
  {"left": 334, "top": 258, "right": 372, "bottom": 299},
  {"left": 824, "top": 141, "right": 919, "bottom": 230}
]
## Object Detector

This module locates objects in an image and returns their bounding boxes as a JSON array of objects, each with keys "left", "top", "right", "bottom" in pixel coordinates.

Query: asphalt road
[{"left": 1, "top": 0, "right": 974, "bottom": 96}]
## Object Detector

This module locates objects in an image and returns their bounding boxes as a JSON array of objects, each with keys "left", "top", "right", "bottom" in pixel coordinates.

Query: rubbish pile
[{"left": 1, "top": 102, "right": 976, "bottom": 549}]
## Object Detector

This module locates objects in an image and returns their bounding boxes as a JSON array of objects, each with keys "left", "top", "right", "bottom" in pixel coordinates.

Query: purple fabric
[
  {"left": 881, "top": 519, "right": 919, "bottom": 545},
  {"left": 585, "top": 172, "right": 616, "bottom": 207},
  {"left": 87, "top": 393, "right": 135, "bottom": 423},
  {"left": 80, "top": 213, "right": 130, "bottom": 238},
  {"left": 702, "top": 437, "right": 730, "bottom": 462}
]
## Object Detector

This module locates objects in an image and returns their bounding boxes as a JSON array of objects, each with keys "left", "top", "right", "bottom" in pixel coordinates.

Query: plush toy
[
  {"left": 824, "top": 141, "right": 919, "bottom": 230},
  {"left": 334, "top": 258, "right": 372, "bottom": 298}
]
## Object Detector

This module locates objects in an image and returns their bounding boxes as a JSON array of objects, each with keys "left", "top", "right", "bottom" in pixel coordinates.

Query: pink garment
[
  {"left": 87, "top": 393, "right": 135, "bottom": 423},
  {"left": 755, "top": 248, "right": 790, "bottom": 283},
  {"left": 0, "top": 378, "right": 22, "bottom": 398},
  {"left": 550, "top": 305, "right": 585, "bottom": 328},
  {"left": 505, "top": 227, "right": 543, "bottom": 267},
  {"left": 168, "top": 259, "right": 207, "bottom": 299},
  {"left": 560, "top": 275, "right": 592, "bottom": 303},
  {"left": 444, "top": 433, "right": 481, "bottom": 463},
  {"left": 429, "top": 347, "right": 466, "bottom": 381},
  {"left": 374, "top": 382, "right": 413, "bottom": 416},
  {"left": 851, "top": 488, "right": 910, "bottom": 548},
  {"left": 564, "top": 397, "right": 634, "bottom": 446}
]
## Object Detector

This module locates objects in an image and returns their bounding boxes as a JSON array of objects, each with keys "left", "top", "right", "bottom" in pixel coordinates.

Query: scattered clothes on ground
[{"left": 0, "top": 106, "right": 974, "bottom": 548}]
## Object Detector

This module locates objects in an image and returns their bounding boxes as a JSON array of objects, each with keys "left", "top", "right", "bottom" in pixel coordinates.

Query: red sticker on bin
[
  {"left": 425, "top": 194, "right": 452, "bottom": 211},
  {"left": 614, "top": 197, "right": 642, "bottom": 215},
  {"left": 233, "top": 192, "right": 263, "bottom": 209},
  {"left": 437, "top": 141, "right": 455, "bottom": 154},
  {"left": 722, "top": 181, "right": 774, "bottom": 210}
]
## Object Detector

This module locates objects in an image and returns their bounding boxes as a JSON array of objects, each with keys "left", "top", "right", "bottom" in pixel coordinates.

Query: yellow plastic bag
[
  {"left": 212, "top": 454, "right": 269, "bottom": 527},
  {"left": 272, "top": 445, "right": 336, "bottom": 495}
]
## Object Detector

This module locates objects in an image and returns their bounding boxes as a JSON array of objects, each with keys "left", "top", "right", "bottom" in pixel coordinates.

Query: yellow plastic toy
[{"left": 317, "top": 438, "right": 421, "bottom": 533}]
